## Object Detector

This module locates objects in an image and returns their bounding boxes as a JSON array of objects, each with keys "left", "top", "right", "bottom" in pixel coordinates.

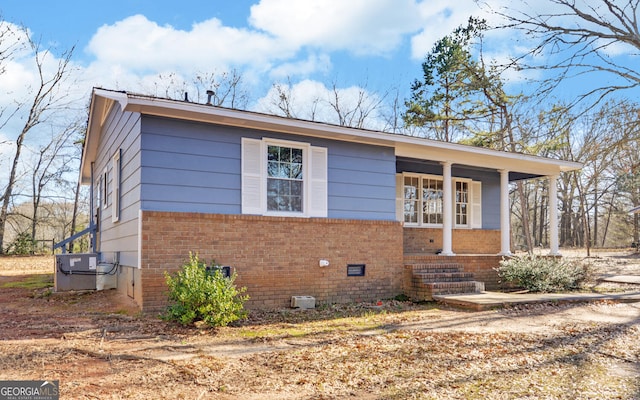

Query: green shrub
[
  {"left": 164, "top": 253, "right": 249, "bottom": 327},
  {"left": 5, "top": 232, "right": 36, "bottom": 255},
  {"left": 496, "top": 255, "right": 587, "bottom": 293}
]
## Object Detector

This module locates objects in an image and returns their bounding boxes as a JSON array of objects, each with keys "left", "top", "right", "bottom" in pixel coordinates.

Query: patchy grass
[{"left": 0, "top": 273, "right": 53, "bottom": 289}]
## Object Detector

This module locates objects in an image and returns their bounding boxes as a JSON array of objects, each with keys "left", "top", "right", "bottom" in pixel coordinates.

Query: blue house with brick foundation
[{"left": 77, "top": 88, "right": 581, "bottom": 311}]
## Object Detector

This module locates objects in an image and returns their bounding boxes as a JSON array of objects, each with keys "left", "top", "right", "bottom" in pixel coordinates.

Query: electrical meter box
[{"left": 55, "top": 253, "right": 98, "bottom": 292}]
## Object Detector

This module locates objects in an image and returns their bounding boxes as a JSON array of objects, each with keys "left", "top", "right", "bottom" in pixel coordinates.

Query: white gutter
[{"left": 84, "top": 89, "right": 582, "bottom": 181}]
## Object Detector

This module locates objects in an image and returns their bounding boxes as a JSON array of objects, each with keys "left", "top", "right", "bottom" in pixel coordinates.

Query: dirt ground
[{"left": 0, "top": 251, "right": 639, "bottom": 399}]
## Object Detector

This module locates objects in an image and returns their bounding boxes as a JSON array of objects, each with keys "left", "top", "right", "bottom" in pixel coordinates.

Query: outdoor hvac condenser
[{"left": 55, "top": 253, "right": 98, "bottom": 291}]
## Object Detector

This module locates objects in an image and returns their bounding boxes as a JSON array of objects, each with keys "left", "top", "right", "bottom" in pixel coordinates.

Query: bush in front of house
[
  {"left": 496, "top": 254, "right": 588, "bottom": 293},
  {"left": 164, "top": 253, "right": 249, "bottom": 327}
]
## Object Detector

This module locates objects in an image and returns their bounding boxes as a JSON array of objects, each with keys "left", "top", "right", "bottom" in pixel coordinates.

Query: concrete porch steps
[{"left": 405, "top": 261, "right": 485, "bottom": 301}]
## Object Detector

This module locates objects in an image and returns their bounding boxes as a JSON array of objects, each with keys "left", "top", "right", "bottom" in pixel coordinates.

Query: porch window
[
  {"left": 423, "top": 177, "right": 443, "bottom": 224},
  {"left": 400, "top": 173, "right": 480, "bottom": 229},
  {"left": 404, "top": 174, "right": 444, "bottom": 226},
  {"left": 455, "top": 181, "right": 469, "bottom": 226},
  {"left": 403, "top": 176, "right": 419, "bottom": 223}
]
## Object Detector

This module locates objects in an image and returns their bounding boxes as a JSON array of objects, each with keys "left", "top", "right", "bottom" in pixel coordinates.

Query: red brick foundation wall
[
  {"left": 403, "top": 228, "right": 501, "bottom": 254},
  {"left": 140, "top": 211, "right": 404, "bottom": 312}
]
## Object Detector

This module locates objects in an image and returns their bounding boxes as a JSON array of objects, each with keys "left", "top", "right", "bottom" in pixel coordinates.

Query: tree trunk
[
  {"left": 593, "top": 185, "right": 598, "bottom": 248},
  {"left": 0, "top": 129, "right": 27, "bottom": 254},
  {"left": 601, "top": 193, "right": 615, "bottom": 247},
  {"left": 516, "top": 181, "right": 534, "bottom": 253},
  {"left": 68, "top": 176, "right": 82, "bottom": 253}
]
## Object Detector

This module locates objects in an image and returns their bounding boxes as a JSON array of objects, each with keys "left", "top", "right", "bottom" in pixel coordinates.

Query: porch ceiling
[{"left": 394, "top": 142, "right": 579, "bottom": 178}]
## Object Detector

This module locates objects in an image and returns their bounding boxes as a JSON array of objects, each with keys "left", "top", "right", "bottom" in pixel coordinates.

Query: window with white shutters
[{"left": 241, "top": 138, "right": 327, "bottom": 218}]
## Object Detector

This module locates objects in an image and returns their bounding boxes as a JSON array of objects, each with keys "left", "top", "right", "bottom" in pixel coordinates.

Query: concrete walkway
[
  {"left": 600, "top": 275, "right": 640, "bottom": 284},
  {"left": 435, "top": 286, "right": 640, "bottom": 311}
]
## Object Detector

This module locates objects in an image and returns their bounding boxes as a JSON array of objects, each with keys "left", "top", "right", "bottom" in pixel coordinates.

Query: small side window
[
  {"left": 112, "top": 149, "right": 121, "bottom": 222},
  {"left": 102, "top": 169, "right": 108, "bottom": 209}
]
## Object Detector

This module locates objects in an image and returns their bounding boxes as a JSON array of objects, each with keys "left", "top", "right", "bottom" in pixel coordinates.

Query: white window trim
[
  {"left": 241, "top": 137, "right": 328, "bottom": 218},
  {"left": 263, "top": 138, "right": 310, "bottom": 217},
  {"left": 101, "top": 169, "right": 108, "bottom": 210},
  {"left": 400, "top": 172, "right": 480, "bottom": 229},
  {"left": 454, "top": 178, "right": 472, "bottom": 228},
  {"left": 112, "top": 149, "right": 121, "bottom": 223}
]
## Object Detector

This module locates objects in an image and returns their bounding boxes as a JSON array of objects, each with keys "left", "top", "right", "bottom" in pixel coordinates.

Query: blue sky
[
  {"left": 2, "top": 0, "right": 639, "bottom": 195},
  {"left": 0, "top": 0, "right": 638, "bottom": 144},
  {"left": 0, "top": 0, "right": 496, "bottom": 112}
]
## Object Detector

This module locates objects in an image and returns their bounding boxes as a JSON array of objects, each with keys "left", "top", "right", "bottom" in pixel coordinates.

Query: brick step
[
  {"left": 427, "top": 281, "right": 485, "bottom": 296},
  {"left": 412, "top": 271, "right": 475, "bottom": 283},
  {"left": 405, "top": 263, "right": 464, "bottom": 273},
  {"left": 405, "top": 261, "right": 484, "bottom": 301}
]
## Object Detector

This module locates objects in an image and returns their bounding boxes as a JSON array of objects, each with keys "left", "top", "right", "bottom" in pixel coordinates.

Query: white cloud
[
  {"left": 249, "top": 0, "right": 426, "bottom": 55},
  {"left": 85, "top": 14, "right": 295, "bottom": 76},
  {"left": 269, "top": 53, "right": 332, "bottom": 80},
  {"left": 410, "top": 0, "right": 490, "bottom": 59}
]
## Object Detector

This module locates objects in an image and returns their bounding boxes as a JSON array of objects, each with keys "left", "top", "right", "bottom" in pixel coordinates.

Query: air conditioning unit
[
  {"left": 55, "top": 253, "right": 98, "bottom": 291},
  {"left": 291, "top": 296, "right": 316, "bottom": 309}
]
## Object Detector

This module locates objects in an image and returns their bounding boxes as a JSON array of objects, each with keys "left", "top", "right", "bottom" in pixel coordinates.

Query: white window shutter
[
  {"left": 241, "top": 138, "right": 263, "bottom": 214},
  {"left": 396, "top": 174, "right": 403, "bottom": 222},
  {"left": 471, "top": 181, "right": 482, "bottom": 229},
  {"left": 308, "top": 146, "right": 328, "bottom": 217}
]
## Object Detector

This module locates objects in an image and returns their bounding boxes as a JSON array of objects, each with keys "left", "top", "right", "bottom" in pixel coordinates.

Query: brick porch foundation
[{"left": 403, "top": 228, "right": 501, "bottom": 254}]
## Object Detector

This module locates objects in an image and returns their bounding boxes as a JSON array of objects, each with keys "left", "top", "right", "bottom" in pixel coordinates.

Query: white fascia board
[
  {"left": 394, "top": 142, "right": 582, "bottom": 176},
  {"left": 92, "top": 90, "right": 582, "bottom": 178}
]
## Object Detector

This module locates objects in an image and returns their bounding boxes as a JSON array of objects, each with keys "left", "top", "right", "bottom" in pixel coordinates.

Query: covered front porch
[
  {"left": 393, "top": 145, "right": 581, "bottom": 300},
  {"left": 395, "top": 153, "right": 578, "bottom": 258}
]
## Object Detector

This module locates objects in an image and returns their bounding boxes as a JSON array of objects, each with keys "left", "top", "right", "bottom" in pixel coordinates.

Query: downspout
[{"left": 90, "top": 162, "right": 97, "bottom": 254}]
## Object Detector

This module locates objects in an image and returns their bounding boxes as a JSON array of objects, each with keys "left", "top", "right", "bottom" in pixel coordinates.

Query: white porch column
[
  {"left": 548, "top": 174, "right": 561, "bottom": 256},
  {"left": 441, "top": 161, "right": 455, "bottom": 256},
  {"left": 499, "top": 170, "right": 512, "bottom": 256}
]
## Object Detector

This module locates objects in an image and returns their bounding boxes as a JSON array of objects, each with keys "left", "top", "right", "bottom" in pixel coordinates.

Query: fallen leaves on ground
[{"left": 1, "top": 253, "right": 639, "bottom": 399}]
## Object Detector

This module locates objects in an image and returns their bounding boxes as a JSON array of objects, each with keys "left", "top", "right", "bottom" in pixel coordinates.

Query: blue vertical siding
[{"left": 140, "top": 116, "right": 397, "bottom": 220}]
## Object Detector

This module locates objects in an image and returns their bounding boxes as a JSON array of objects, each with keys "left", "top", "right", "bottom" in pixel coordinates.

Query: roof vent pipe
[
  {"left": 184, "top": 92, "right": 189, "bottom": 102},
  {"left": 206, "top": 90, "right": 214, "bottom": 106}
]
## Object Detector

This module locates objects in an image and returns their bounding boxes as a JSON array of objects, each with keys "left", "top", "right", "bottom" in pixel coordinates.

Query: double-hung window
[
  {"left": 112, "top": 149, "right": 121, "bottom": 222},
  {"left": 400, "top": 173, "right": 481, "bottom": 228},
  {"left": 423, "top": 177, "right": 444, "bottom": 224},
  {"left": 267, "top": 145, "right": 303, "bottom": 212},
  {"left": 242, "top": 138, "right": 327, "bottom": 217},
  {"left": 403, "top": 176, "right": 420, "bottom": 223},
  {"left": 455, "top": 181, "right": 469, "bottom": 226}
]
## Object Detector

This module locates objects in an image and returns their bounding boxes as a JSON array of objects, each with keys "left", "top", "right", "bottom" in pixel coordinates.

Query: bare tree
[
  {"left": 0, "top": 24, "right": 75, "bottom": 254},
  {"left": 263, "top": 78, "right": 387, "bottom": 130},
  {"left": 28, "top": 122, "right": 79, "bottom": 245},
  {"left": 149, "top": 69, "right": 250, "bottom": 109},
  {"left": 327, "top": 81, "right": 386, "bottom": 129},
  {"left": 492, "top": 0, "right": 640, "bottom": 106},
  {"left": 265, "top": 78, "right": 321, "bottom": 120}
]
